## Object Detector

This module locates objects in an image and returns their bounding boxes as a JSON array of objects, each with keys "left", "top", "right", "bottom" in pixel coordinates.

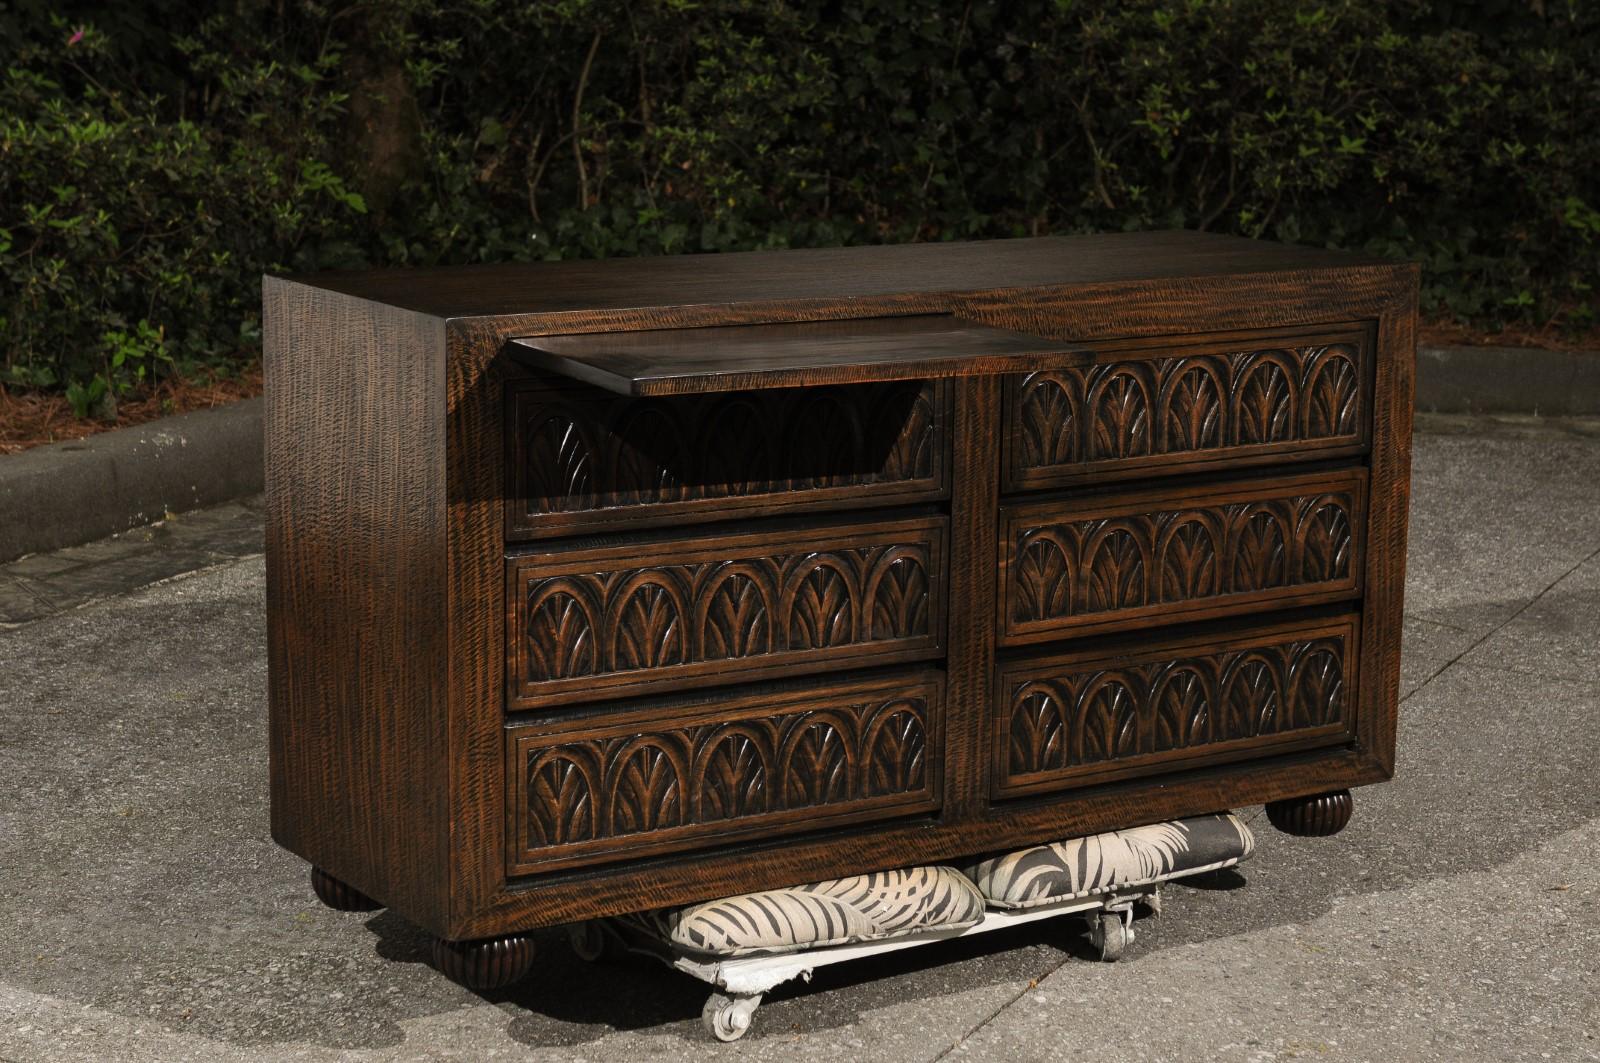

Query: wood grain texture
[
  {"left": 1266, "top": 789, "right": 1354, "bottom": 836},
  {"left": 265, "top": 233, "right": 1416, "bottom": 942},
  {"left": 1360, "top": 279, "right": 1418, "bottom": 780},
  {"left": 506, "top": 376, "right": 949, "bottom": 540},
  {"left": 444, "top": 318, "right": 515, "bottom": 939},
  {"left": 264, "top": 277, "right": 449, "bottom": 928},
  {"left": 509, "top": 315, "right": 1092, "bottom": 393},
  {"left": 463, "top": 258, "right": 1409, "bottom": 935},
  {"left": 290, "top": 230, "right": 1394, "bottom": 320},
  {"left": 1000, "top": 469, "right": 1367, "bottom": 643},
  {"left": 994, "top": 614, "right": 1360, "bottom": 798},
  {"left": 464, "top": 745, "right": 1387, "bottom": 935},
  {"left": 430, "top": 934, "right": 536, "bottom": 990},
  {"left": 1003, "top": 323, "right": 1372, "bottom": 490},
  {"left": 310, "top": 866, "right": 383, "bottom": 912},
  {"left": 944, "top": 375, "right": 1002, "bottom": 821},
  {"left": 505, "top": 672, "right": 942, "bottom": 874},
  {"left": 504, "top": 516, "right": 946, "bottom": 707}
]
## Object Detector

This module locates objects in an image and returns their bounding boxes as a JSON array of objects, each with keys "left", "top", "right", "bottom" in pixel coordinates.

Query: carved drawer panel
[
  {"left": 994, "top": 614, "right": 1359, "bottom": 799},
  {"left": 507, "top": 672, "right": 943, "bottom": 874},
  {"left": 1000, "top": 469, "right": 1365, "bottom": 645},
  {"left": 1003, "top": 324, "right": 1370, "bottom": 490},
  {"left": 507, "top": 375, "right": 951, "bottom": 539},
  {"left": 506, "top": 516, "right": 947, "bottom": 708}
]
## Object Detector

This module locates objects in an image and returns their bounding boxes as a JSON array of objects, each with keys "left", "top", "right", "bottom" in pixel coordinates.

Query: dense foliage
[{"left": 2, "top": 0, "right": 1596, "bottom": 412}]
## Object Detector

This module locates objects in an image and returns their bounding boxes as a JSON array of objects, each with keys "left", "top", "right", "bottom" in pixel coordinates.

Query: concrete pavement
[{"left": 2, "top": 416, "right": 1597, "bottom": 1062}]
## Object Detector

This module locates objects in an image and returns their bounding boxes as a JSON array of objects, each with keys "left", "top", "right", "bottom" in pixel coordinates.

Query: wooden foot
[
  {"left": 1266, "top": 789, "right": 1353, "bottom": 836},
  {"left": 431, "top": 934, "right": 536, "bottom": 991},
  {"left": 310, "top": 866, "right": 383, "bottom": 911}
]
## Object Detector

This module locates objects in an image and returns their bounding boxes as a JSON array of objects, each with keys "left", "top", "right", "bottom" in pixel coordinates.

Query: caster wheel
[
  {"left": 567, "top": 920, "right": 619, "bottom": 963},
  {"left": 1090, "top": 911, "right": 1130, "bottom": 962},
  {"left": 701, "top": 991, "right": 762, "bottom": 1042},
  {"left": 310, "top": 867, "right": 382, "bottom": 912}
]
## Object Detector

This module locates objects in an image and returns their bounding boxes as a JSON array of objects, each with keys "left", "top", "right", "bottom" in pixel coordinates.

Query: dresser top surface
[{"left": 275, "top": 230, "right": 1402, "bottom": 321}]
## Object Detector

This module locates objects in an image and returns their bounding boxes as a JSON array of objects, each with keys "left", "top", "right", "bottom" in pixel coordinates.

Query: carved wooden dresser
[{"left": 264, "top": 232, "right": 1416, "bottom": 986}]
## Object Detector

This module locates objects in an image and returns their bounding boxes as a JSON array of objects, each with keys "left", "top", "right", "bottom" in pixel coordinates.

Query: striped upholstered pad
[
  {"left": 963, "top": 813, "right": 1255, "bottom": 910},
  {"left": 638, "top": 867, "right": 986, "bottom": 957}
]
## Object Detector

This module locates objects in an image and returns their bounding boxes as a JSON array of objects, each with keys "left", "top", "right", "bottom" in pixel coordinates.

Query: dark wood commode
[{"left": 264, "top": 232, "right": 1415, "bottom": 984}]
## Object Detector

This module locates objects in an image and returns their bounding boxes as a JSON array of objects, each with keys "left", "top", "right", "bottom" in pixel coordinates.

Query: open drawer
[{"left": 509, "top": 314, "right": 1090, "bottom": 395}]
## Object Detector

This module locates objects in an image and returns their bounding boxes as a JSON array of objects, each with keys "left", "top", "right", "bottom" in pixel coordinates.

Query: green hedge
[{"left": 3, "top": 0, "right": 1596, "bottom": 411}]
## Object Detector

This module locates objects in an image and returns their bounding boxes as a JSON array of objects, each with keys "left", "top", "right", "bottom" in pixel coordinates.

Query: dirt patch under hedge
[{"left": 0, "top": 364, "right": 262, "bottom": 456}]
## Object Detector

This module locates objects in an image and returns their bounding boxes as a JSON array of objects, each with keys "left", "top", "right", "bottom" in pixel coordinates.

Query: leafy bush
[{"left": 2, "top": 0, "right": 1596, "bottom": 408}]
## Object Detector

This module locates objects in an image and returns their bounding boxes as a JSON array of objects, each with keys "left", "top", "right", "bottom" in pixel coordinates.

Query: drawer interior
[{"left": 506, "top": 376, "right": 952, "bottom": 539}]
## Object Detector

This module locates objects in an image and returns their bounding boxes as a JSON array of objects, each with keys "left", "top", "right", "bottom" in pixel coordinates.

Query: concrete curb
[
  {"left": 0, "top": 398, "right": 262, "bottom": 564},
  {"left": 1417, "top": 344, "right": 1600, "bottom": 415}
]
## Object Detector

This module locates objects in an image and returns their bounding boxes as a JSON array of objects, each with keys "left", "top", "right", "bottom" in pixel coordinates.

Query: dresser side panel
[
  {"left": 264, "top": 277, "right": 450, "bottom": 928},
  {"left": 1357, "top": 269, "right": 1419, "bottom": 775}
]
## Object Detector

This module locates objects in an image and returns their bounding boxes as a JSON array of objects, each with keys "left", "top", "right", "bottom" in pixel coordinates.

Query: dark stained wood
[
  {"left": 504, "top": 670, "right": 943, "bottom": 875},
  {"left": 464, "top": 744, "right": 1389, "bottom": 935},
  {"left": 443, "top": 317, "right": 515, "bottom": 940},
  {"left": 504, "top": 515, "right": 947, "bottom": 708},
  {"left": 264, "top": 278, "right": 449, "bottom": 929},
  {"left": 1002, "top": 322, "right": 1373, "bottom": 491},
  {"left": 506, "top": 376, "right": 950, "bottom": 540},
  {"left": 289, "top": 231, "right": 1394, "bottom": 320},
  {"left": 509, "top": 315, "right": 1092, "bottom": 394},
  {"left": 1361, "top": 280, "right": 1418, "bottom": 781},
  {"left": 1266, "top": 789, "right": 1354, "bottom": 836},
  {"left": 310, "top": 867, "right": 383, "bottom": 912},
  {"left": 265, "top": 232, "right": 1416, "bottom": 943},
  {"left": 998, "top": 468, "right": 1367, "bottom": 644},
  {"left": 944, "top": 374, "right": 1002, "bottom": 821},
  {"left": 431, "top": 934, "right": 536, "bottom": 990},
  {"left": 993, "top": 613, "right": 1360, "bottom": 799}
]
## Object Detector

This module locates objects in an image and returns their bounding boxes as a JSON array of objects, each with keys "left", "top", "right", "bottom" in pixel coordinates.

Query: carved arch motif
[
  {"left": 514, "top": 690, "right": 937, "bottom": 867},
  {"left": 514, "top": 528, "right": 940, "bottom": 696},
  {"left": 1231, "top": 351, "right": 1299, "bottom": 444},
  {"left": 1001, "top": 628, "right": 1351, "bottom": 788},
  {"left": 1008, "top": 338, "right": 1367, "bottom": 483},
  {"left": 1086, "top": 366, "right": 1154, "bottom": 460}
]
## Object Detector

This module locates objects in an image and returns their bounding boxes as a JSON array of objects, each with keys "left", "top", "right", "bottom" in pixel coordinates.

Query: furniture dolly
[
  {"left": 264, "top": 232, "right": 1414, "bottom": 1032},
  {"left": 577, "top": 812, "right": 1256, "bottom": 1041}
]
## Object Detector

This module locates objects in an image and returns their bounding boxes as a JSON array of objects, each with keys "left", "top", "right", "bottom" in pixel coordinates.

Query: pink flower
[{"left": 67, "top": 27, "right": 85, "bottom": 46}]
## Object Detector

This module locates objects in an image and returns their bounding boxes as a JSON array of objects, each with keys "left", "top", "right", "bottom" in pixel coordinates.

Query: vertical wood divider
[{"left": 945, "top": 374, "right": 1002, "bottom": 818}]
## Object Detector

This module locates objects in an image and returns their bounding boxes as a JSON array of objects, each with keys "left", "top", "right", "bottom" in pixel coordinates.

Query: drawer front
[
  {"left": 994, "top": 615, "right": 1359, "bottom": 799},
  {"left": 1003, "top": 325, "right": 1370, "bottom": 491},
  {"left": 507, "top": 672, "right": 943, "bottom": 874},
  {"left": 1000, "top": 469, "right": 1365, "bottom": 645},
  {"left": 507, "top": 516, "right": 946, "bottom": 708},
  {"left": 507, "top": 376, "right": 951, "bottom": 538}
]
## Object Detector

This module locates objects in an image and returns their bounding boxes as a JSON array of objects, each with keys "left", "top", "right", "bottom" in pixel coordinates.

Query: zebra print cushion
[
  {"left": 965, "top": 813, "right": 1256, "bottom": 910},
  {"left": 640, "top": 866, "right": 986, "bottom": 957}
]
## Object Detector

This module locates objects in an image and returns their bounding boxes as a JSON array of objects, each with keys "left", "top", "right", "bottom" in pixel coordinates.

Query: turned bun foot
[
  {"left": 431, "top": 934, "right": 536, "bottom": 991},
  {"left": 310, "top": 866, "right": 384, "bottom": 911},
  {"left": 1266, "top": 789, "right": 1353, "bottom": 836}
]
